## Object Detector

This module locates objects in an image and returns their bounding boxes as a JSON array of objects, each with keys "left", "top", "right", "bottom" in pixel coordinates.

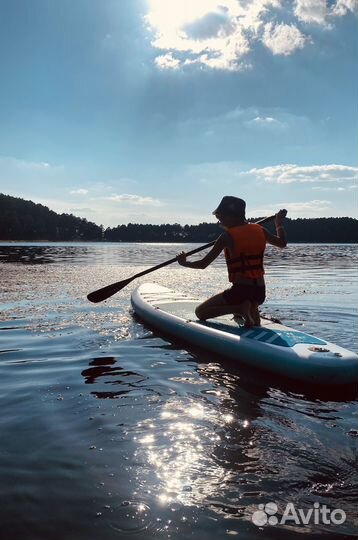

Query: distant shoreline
[{"left": 2, "top": 194, "right": 357, "bottom": 243}]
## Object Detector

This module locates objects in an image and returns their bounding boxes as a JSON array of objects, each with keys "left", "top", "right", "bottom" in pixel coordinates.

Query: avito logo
[{"left": 252, "top": 502, "right": 346, "bottom": 527}]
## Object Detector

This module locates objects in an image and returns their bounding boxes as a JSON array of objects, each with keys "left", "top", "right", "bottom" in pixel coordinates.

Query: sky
[{"left": 0, "top": 0, "right": 357, "bottom": 226}]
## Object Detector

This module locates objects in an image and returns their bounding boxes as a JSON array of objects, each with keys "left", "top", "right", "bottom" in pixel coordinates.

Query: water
[{"left": 0, "top": 242, "right": 357, "bottom": 540}]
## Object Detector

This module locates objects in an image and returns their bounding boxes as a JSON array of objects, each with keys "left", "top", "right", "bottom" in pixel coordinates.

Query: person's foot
[
  {"left": 244, "top": 313, "right": 255, "bottom": 328},
  {"left": 250, "top": 304, "right": 261, "bottom": 326},
  {"left": 233, "top": 313, "right": 245, "bottom": 325}
]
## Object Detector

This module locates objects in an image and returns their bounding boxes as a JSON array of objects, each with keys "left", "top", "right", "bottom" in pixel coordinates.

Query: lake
[{"left": 0, "top": 242, "right": 357, "bottom": 540}]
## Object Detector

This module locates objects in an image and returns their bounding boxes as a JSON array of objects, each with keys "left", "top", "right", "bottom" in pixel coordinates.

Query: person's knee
[{"left": 195, "top": 304, "right": 206, "bottom": 320}]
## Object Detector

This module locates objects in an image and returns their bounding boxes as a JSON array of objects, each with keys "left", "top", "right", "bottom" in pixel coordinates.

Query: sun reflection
[
  {"left": 139, "top": 434, "right": 155, "bottom": 445},
  {"left": 187, "top": 405, "right": 205, "bottom": 418},
  {"left": 158, "top": 493, "right": 172, "bottom": 505},
  {"left": 161, "top": 410, "right": 175, "bottom": 419},
  {"left": 135, "top": 399, "right": 238, "bottom": 507}
]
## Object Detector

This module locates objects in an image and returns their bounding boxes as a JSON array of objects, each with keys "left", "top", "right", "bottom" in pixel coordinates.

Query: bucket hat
[{"left": 213, "top": 196, "right": 246, "bottom": 217}]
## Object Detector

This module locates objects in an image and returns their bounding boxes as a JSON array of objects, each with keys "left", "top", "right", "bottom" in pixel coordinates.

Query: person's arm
[
  {"left": 263, "top": 210, "right": 287, "bottom": 248},
  {"left": 177, "top": 233, "right": 229, "bottom": 269}
]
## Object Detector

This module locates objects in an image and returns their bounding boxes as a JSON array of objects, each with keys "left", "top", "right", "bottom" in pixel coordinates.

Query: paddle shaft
[{"left": 87, "top": 211, "right": 285, "bottom": 303}]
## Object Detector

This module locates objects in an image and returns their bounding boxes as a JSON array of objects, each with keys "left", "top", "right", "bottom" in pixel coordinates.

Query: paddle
[{"left": 87, "top": 210, "right": 286, "bottom": 303}]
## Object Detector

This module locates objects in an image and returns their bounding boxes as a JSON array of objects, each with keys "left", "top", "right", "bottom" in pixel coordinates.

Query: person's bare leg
[
  {"left": 250, "top": 302, "right": 261, "bottom": 326},
  {"left": 243, "top": 301, "right": 255, "bottom": 328},
  {"left": 195, "top": 293, "right": 229, "bottom": 320},
  {"left": 195, "top": 293, "right": 253, "bottom": 324}
]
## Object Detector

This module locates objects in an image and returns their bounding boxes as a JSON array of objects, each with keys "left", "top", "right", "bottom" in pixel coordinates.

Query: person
[{"left": 177, "top": 196, "right": 287, "bottom": 327}]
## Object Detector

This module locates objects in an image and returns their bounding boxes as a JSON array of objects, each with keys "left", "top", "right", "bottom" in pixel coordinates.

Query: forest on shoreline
[{"left": 1, "top": 193, "right": 357, "bottom": 243}]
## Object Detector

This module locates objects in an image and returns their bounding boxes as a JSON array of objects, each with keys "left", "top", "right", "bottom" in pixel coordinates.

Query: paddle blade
[{"left": 87, "top": 278, "right": 132, "bottom": 303}]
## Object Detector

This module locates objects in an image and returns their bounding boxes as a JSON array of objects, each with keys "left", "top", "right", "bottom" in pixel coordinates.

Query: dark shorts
[{"left": 223, "top": 283, "right": 266, "bottom": 306}]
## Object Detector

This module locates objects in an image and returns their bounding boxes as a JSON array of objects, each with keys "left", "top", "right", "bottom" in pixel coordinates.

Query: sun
[
  {"left": 145, "top": 0, "right": 247, "bottom": 71},
  {"left": 146, "top": 0, "right": 223, "bottom": 33}
]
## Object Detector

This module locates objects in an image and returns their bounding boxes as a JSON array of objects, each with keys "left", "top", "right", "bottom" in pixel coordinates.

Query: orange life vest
[{"left": 224, "top": 223, "right": 266, "bottom": 282}]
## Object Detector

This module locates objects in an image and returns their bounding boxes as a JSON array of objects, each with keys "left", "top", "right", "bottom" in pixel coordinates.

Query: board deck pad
[{"left": 201, "top": 322, "right": 327, "bottom": 348}]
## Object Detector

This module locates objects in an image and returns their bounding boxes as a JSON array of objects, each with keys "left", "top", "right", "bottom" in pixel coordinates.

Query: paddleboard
[{"left": 131, "top": 283, "right": 358, "bottom": 385}]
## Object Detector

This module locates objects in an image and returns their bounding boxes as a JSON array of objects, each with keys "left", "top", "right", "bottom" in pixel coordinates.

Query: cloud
[
  {"left": 279, "top": 200, "right": 333, "bottom": 215},
  {"left": 176, "top": 106, "right": 309, "bottom": 141},
  {"left": 183, "top": 10, "right": 234, "bottom": 40},
  {"left": 70, "top": 188, "right": 89, "bottom": 195},
  {"left": 70, "top": 207, "right": 96, "bottom": 213},
  {"left": 146, "top": 0, "right": 357, "bottom": 71},
  {"left": 245, "top": 115, "right": 287, "bottom": 128},
  {"left": 312, "top": 184, "right": 358, "bottom": 191},
  {"left": 155, "top": 53, "right": 181, "bottom": 69},
  {"left": 251, "top": 199, "right": 332, "bottom": 218},
  {"left": 146, "top": 0, "right": 279, "bottom": 71},
  {"left": 103, "top": 193, "right": 164, "bottom": 206},
  {"left": 222, "top": 106, "right": 310, "bottom": 128},
  {"left": 331, "top": 0, "right": 358, "bottom": 17},
  {"left": 242, "top": 164, "right": 358, "bottom": 184},
  {"left": 186, "top": 34, "right": 251, "bottom": 71},
  {"left": 294, "top": 0, "right": 328, "bottom": 25},
  {"left": 262, "top": 22, "right": 307, "bottom": 55},
  {"left": 294, "top": 0, "right": 358, "bottom": 25},
  {"left": 0, "top": 155, "right": 53, "bottom": 171}
]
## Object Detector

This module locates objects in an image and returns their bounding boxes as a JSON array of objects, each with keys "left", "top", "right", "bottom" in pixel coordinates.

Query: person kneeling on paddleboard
[{"left": 177, "top": 196, "right": 287, "bottom": 327}]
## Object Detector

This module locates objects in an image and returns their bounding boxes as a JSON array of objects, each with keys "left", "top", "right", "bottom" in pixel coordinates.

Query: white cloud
[
  {"left": 331, "top": 0, "right": 358, "bottom": 17},
  {"left": 146, "top": 0, "right": 357, "bottom": 71},
  {"left": 188, "top": 32, "right": 251, "bottom": 71},
  {"left": 146, "top": 0, "right": 281, "bottom": 71},
  {"left": 155, "top": 53, "right": 181, "bottom": 70},
  {"left": 242, "top": 164, "right": 358, "bottom": 183},
  {"left": 245, "top": 115, "right": 286, "bottom": 128},
  {"left": 262, "top": 22, "right": 307, "bottom": 55},
  {"left": 0, "top": 155, "right": 53, "bottom": 171},
  {"left": 311, "top": 186, "right": 343, "bottom": 191},
  {"left": 312, "top": 184, "right": 358, "bottom": 191},
  {"left": 70, "top": 207, "right": 95, "bottom": 213},
  {"left": 177, "top": 106, "right": 309, "bottom": 140},
  {"left": 280, "top": 200, "right": 333, "bottom": 215},
  {"left": 294, "top": 0, "right": 358, "bottom": 25},
  {"left": 103, "top": 193, "right": 164, "bottom": 206},
  {"left": 222, "top": 107, "right": 310, "bottom": 130},
  {"left": 294, "top": 0, "right": 328, "bottom": 25},
  {"left": 70, "top": 188, "right": 89, "bottom": 195},
  {"left": 251, "top": 199, "right": 332, "bottom": 218},
  {"left": 294, "top": 0, "right": 357, "bottom": 24}
]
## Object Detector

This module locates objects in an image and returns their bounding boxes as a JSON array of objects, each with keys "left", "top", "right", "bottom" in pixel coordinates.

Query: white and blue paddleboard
[{"left": 131, "top": 283, "right": 358, "bottom": 385}]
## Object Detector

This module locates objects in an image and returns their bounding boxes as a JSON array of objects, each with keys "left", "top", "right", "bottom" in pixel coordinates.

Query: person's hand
[
  {"left": 275, "top": 209, "right": 286, "bottom": 227},
  {"left": 177, "top": 251, "right": 187, "bottom": 266}
]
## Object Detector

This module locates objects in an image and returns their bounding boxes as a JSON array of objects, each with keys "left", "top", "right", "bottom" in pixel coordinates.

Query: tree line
[
  {"left": 1, "top": 193, "right": 357, "bottom": 243},
  {"left": 0, "top": 194, "right": 102, "bottom": 241}
]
